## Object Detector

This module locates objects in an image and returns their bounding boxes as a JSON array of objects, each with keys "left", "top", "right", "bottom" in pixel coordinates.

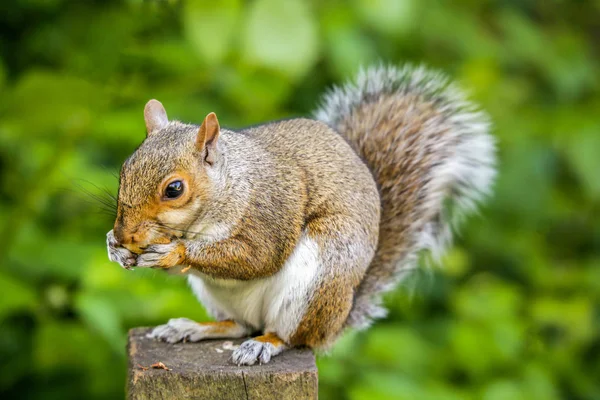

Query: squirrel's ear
[
  {"left": 144, "top": 99, "right": 169, "bottom": 136},
  {"left": 196, "top": 112, "right": 220, "bottom": 165}
]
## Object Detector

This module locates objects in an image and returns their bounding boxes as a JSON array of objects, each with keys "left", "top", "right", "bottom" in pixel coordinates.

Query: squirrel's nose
[
  {"left": 113, "top": 225, "right": 139, "bottom": 246},
  {"left": 113, "top": 226, "right": 125, "bottom": 245},
  {"left": 129, "top": 233, "right": 143, "bottom": 243},
  {"left": 115, "top": 231, "right": 142, "bottom": 246}
]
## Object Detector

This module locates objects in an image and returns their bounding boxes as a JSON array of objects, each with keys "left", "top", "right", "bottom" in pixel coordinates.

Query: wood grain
[{"left": 127, "top": 328, "right": 318, "bottom": 400}]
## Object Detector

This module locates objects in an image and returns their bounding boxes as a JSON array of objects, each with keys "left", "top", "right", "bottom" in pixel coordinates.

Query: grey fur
[
  {"left": 109, "top": 63, "right": 496, "bottom": 361},
  {"left": 231, "top": 339, "right": 286, "bottom": 366},
  {"left": 106, "top": 230, "right": 135, "bottom": 269},
  {"left": 148, "top": 317, "right": 250, "bottom": 343},
  {"left": 315, "top": 64, "right": 496, "bottom": 329}
]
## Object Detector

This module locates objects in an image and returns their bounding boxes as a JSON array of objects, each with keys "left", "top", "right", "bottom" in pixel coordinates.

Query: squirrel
[{"left": 107, "top": 64, "right": 496, "bottom": 365}]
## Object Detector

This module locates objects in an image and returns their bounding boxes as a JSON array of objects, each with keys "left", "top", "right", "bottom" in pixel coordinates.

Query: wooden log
[{"left": 127, "top": 328, "right": 318, "bottom": 400}]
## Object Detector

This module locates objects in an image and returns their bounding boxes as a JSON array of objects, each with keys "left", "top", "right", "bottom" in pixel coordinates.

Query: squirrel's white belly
[{"left": 187, "top": 234, "right": 321, "bottom": 341}]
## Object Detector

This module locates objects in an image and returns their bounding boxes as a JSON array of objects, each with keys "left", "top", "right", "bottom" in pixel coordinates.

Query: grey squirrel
[{"left": 106, "top": 64, "right": 496, "bottom": 365}]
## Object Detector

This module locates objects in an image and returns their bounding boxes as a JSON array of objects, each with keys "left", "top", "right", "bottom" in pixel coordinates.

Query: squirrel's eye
[{"left": 164, "top": 180, "right": 184, "bottom": 199}]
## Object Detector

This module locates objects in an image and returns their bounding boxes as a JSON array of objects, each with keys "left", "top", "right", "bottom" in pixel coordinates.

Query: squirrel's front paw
[
  {"left": 135, "top": 241, "right": 186, "bottom": 268},
  {"left": 106, "top": 230, "right": 136, "bottom": 269},
  {"left": 148, "top": 318, "right": 206, "bottom": 343}
]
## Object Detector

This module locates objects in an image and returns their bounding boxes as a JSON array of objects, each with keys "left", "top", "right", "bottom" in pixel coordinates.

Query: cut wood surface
[{"left": 127, "top": 328, "right": 318, "bottom": 400}]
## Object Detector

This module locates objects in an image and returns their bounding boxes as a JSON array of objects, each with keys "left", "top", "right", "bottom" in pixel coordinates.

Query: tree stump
[{"left": 127, "top": 328, "right": 318, "bottom": 400}]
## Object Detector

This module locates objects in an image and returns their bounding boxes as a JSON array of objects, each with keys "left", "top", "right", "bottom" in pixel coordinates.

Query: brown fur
[
  {"left": 112, "top": 64, "right": 494, "bottom": 362},
  {"left": 338, "top": 95, "right": 453, "bottom": 290},
  {"left": 315, "top": 65, "right": 495, "bottom": 328},
  {"left": 198, "top": 320, "right": 239, "bottom": 335},
  {"left": 289, "top": 274, "right": 354, "bottom": 347},
  {"left": 114, "top": 114, "right": 379, "bottom": 346},
  {"left": 289, "top": 213, "right": 372, "bottom": 347},
  {"left": 254, "top": 332, "right": 285, "bottom": 348}
]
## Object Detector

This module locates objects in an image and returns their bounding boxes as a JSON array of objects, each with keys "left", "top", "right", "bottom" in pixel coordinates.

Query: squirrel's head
[{"left": 113, "top": 100, "right": 223, "bottom": 254}]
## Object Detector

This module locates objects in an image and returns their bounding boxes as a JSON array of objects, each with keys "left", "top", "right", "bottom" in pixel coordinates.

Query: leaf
[
  {"left": 183, "top": 0, "right": 241, "bottom": 65},
  {"left": 349, "top": 371, "right": 424, "bottom": 400},
  {"left": 361, "top": 325, "right": 432, "bottom": 375},
  {"left": 242, "top": 0, "right": 319, "bottom": 79},
  {"left": 221, "top": 68, "right": 293, "bottom": 118},
  {"left": 34, "top": 322, "right": 97, "bottom": 371},
  {"left": 0, "top": 271, "right": 38, "bottom": 320},
  {"left": 9, "top": 231, "right": 99, "bottom": 281},
  {"left": 530, "top": 296, "right": 594, "bottom": 344},
  {"left": 321, "top": 6, "right": 378, "bottom": 79},
  {"left": 0, "top": 60, "right": 5, "bottom": 89},
  {"left": 566, "top": 130, "right": 600, "bottom": 200},
  {"left": 452, "top": 274, "right": 522, "bottom": 322},
  {"left": 75, "top": 293, "right": 125, "bottom": 353},
  {"left": 482, "top": 380, "right": 526, "bottom": 400},
  {"left": 352, "top": 0, "right": 416, "bottom": 37},
  {"left": 522, "top": 364, "right": 560, "bottom": 400},
  {"left": 32, "top": 320, "right": 127, "bottom": 398}
]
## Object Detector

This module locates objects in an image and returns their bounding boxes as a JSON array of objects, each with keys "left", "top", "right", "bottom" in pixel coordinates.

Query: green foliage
[{"left": 1, "top": 0, "right": 599, "bottom": 398}]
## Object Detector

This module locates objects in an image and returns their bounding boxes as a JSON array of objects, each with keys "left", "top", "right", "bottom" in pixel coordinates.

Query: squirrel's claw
[
  {"left": 148, "top": 318, "right": 206, "bottom": 343},
  {"left": 106, "top": 230, "right": 137, "bottom": 270},
  {"left": 230, "top": 337, "right": 287, "bottom": 366}
]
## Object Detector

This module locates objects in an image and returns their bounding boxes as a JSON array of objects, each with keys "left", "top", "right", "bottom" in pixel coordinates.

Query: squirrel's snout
[
  {"left": 113, "top": 224, "right": 145, "bottom": 250},
  {"left": 113, "top": 229, "right": 135, "bottom": 246},
  {"left": 115, "top": 233, "right": 147, "bottom": 255},
  {"left": 114, "top": 221, "right": 172, "bottom": 254}
]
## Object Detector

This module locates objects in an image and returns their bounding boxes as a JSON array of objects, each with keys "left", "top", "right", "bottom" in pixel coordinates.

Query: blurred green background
[{"left": 1, "top": 0, "right": 599, "bottom": 399}]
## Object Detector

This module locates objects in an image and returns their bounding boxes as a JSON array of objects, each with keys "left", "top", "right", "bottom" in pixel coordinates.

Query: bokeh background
[{"left": 1, "top": 0, "right": 599, "bottom": 399}]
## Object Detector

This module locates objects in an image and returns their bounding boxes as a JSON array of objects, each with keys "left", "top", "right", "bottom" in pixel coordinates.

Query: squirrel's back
[
  {"left": 244, "top": 118, "right": 379, "bottom": 224},
  {"left": 315, "top": 65, "right": 496, "bottom": 329},
  {"left": 240, "top": 118, "right": 381, "bottom": 261}
]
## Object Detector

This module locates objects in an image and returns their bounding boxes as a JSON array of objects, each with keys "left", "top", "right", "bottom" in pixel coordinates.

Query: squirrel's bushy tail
[{"left": 315, "top": 65, "right": 496, "bottom": 329}]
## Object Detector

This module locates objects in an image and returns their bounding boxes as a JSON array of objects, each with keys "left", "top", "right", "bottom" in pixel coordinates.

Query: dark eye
[{"left": 164, "top": 180, "right": 184, "bottom": 199}]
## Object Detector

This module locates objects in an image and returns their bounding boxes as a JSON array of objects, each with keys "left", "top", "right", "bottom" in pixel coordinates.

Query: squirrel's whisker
[
  {"left": 104, "top": 64, "right": 496, "bottom": 366},
  {"left": 155, "top": 222, "right": 212, "bottom": 238},
  {"left": 67, "top": 181, "right": 118, "bottom": 218}
]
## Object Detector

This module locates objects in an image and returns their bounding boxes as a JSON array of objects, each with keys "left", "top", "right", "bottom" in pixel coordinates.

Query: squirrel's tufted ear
[
  {"left": 196, "top": 112, "right": 220, "bottom": 165},
  {"left": 144, "top": 99, "right": 169, "bottom": 136}
]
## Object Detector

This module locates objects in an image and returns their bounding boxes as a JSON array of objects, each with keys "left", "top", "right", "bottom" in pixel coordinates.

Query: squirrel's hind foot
[{"left": 230, "top": 333, "right": 287, "bottom": 366}]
